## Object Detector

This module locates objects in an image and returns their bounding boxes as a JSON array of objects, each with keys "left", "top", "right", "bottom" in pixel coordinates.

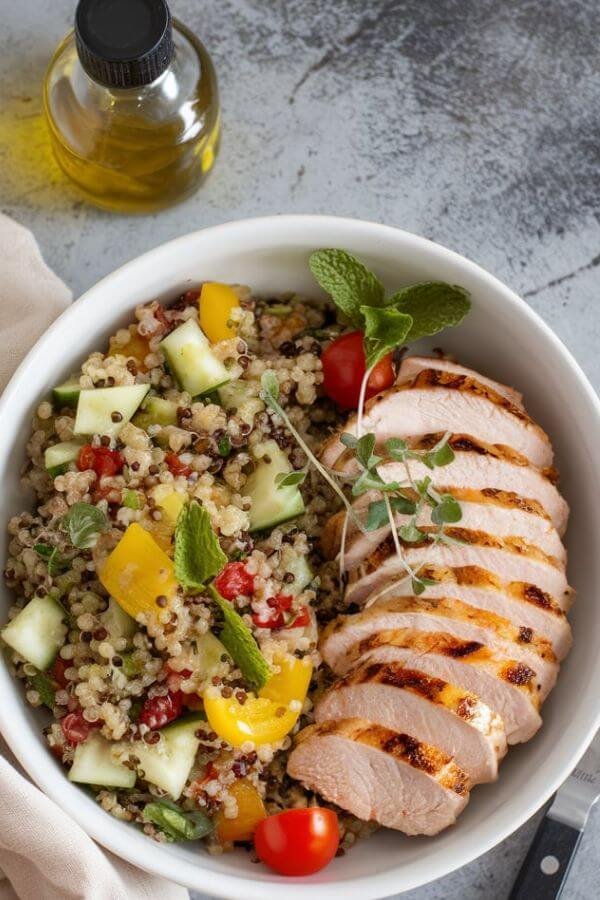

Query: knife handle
[{"left": 509, "top": 815, "right": 583, "bottom": 900}]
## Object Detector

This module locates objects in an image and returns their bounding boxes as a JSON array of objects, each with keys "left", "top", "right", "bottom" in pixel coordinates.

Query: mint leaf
[
  {"left": 361, "top": 306, "right": 413, "bottom": 369},
  {"left": 386, "top": 282, "right": 471, "bottom": 342},
  {"left": 61, "top": 503, "right": 108, "bottom": 550},
  {"left": 143, "top": 800, "right": 213, "bottom": 842},
  {"left": 275, "top": 470, "right": 306, "bottom": 489},
  {"left": 209, "top": 586, "right": 271, "bottom": 691},
  {"left": 174, "top": 501, "right": 227, "bottom": 590},
  {"left": 431, "top": 494, "right": 462, "bottom": 525},
  {"left": 28, "top": 671, "right": 56, "bottom": 710},
  {"left": 309, "top": 250, "right": 385, "bottom": 328},
  {"left": 217, "top": 435, "right": 231, "bottom": 458}
]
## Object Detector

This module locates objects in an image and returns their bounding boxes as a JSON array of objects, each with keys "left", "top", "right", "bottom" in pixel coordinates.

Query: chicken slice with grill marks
[
  {"left": 323, "top": 486, "right": 566, "bottom": 571},
  {"left": 287, "top": 718, "right": 471, "bottom": 836},
  {"left": 320, "top": 594, "right": 559, "bottom": 700},
  {"left": 320, "top": 369, "right": 553, "bottom": 469},
  {"left": 340, "top": 629, "right": 542, "bottom": 744},
  {"left": 344, "top": 529, "right": 573, "bottom": 610},
  {"left": 396, "top": 356, "right": 524, "bottom": 409},
  {"left": 314, "top": 660, "right": 507, "bottom": 783},
  {"left": 331, "top": 434, "right": 568, "bottom": 535}
]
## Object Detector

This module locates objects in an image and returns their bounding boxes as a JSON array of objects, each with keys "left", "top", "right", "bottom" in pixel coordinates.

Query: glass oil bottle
[{"left": 44, "top": 0, "right": 220, "bottom": 213}]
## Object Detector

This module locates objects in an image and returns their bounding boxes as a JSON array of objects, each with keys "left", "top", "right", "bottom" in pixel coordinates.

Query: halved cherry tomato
[
  {"left": 321, "top": 330, "right": 394, "bottom": 409},
  {"left": 254, "top": 808, "right": 340, "bottom": 876},
  {"left": 77, "top": 445, "right": 124, "bottom": 477},
  {"left": 164, "top": 452, "right": 192, "bottom": 478},
  {"left": 214, "top": 561, "right": 255, "bottom": 600}
]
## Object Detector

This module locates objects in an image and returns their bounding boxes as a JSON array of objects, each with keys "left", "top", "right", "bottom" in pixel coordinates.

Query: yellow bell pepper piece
[
  {"left": 147, "top": 487, "right": 185, "bottom": 552},
  {"left": 99, "top": 523, "right": 178, "bottom": 619},
  {"left": 215, "top": 779, "right": 266, "bottom": 843},
  {"left": 199, "top": 283, "right": 240, "bottom": 343},
  {"left": 203, "top": 655, "right": 312, "bottom": 748},
  {"left": 109, "top": 325, "right": 151, "bottom": 371}
]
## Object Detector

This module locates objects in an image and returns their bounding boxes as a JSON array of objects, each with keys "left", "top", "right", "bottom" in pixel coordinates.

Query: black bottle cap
[{"left": 75, "top": 0, "right": 173, "bottom": 88}]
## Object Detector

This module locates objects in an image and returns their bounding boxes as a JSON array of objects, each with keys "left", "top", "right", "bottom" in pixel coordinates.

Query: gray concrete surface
[{"left": 2, "top": 0, "right": 599, "bottom": 897}]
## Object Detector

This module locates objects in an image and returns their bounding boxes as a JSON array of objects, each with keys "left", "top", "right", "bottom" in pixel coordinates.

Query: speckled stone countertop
[{"left": 2, "top": 1, "right": 599, "bottom": 897}]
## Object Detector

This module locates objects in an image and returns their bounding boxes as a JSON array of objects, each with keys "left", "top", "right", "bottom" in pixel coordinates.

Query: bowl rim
[{"left": 1, "top": 214, "right": 599, "bottom": 899}]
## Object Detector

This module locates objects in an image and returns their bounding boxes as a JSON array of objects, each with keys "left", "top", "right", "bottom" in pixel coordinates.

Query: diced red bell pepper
[{"left": 214, "top": 561, "right": 255, "bottom": 601}]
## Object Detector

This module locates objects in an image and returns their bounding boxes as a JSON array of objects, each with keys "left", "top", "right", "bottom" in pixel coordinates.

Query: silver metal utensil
[{"left": 510, "top": 731, "right": 600, "bottom": 899}]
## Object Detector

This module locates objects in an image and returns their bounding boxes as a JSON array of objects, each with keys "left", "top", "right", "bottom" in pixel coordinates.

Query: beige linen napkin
[{"left": 0, "top": 213, "right": 189, "bottom": 900}]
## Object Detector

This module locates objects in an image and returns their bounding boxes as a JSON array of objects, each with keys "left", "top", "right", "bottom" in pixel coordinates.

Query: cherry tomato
[
  {"left": 164, "top": 452, "right": 192, "bottom": 478},
  {"left": 321, "top": 331, "right": 394, "bottom": 409},
  {"left": 138, "top": 690, "right": 183, "bottom": 730},
  {"left": 77, "top": 445, "right": 124, "bottom": 477},
  {"left": 214, "top": 561, "right": 255, "bottom": 600},
  {"left": 254, "top": 808, "right": 340, "bottom": 876},
  {"left": 60, "top": 710, "right": 101, "bottom": 746}
]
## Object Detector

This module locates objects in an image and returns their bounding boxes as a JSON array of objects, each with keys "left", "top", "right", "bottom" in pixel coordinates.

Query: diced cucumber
[
  {"left": 218, "top": 380, "right": 264, "bottom": 426},
  {"left": 44, "top": 440, "right": 83, "bottom": 477},
  {"left": 69, "top": 734, "right": 136, "bottom": 789},
  {"left": 74, "top": 384, "right": 150, "bottom": 438},
  {"left": 246, "top": 440, "right": 305, "bottom": 532},
  {"left": 101, "top": 597, "right": 136, "bottom": 641},
  {"left": 160, "top": 320, "right": 230, "bottom": 396},
  {"left": 123, "top": 714, "right": 203, "bottom": 799},
  {"left": 52, "top": 376, "right": 81, "bottom": 409},
  {"left": 2, "top": 595, "right": 65, "bottom": 670},
  {"left": 193, "top": 631, "right": 230, "bottom": 681},
  {"left": 132, "top": 396, "right": 179, "bottom": 431},
  {"left": 279, "top": 546, "right": 313, "bottom": 595}
]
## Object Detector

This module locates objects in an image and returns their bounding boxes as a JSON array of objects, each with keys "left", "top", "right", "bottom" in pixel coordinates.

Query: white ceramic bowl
[{"left": 1, "top": 216, "right": 599, "bottom": 899}]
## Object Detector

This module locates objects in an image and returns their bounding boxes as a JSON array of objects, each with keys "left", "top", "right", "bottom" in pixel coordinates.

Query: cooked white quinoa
[{"left": 3, "top": 286, "right": 371, "bottom": 853}]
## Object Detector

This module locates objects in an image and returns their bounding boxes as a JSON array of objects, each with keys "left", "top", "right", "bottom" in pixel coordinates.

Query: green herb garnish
[
  {"left": 217, "top": 435, "right": 231, "bottom": 458},
  {"left": 275, "top": 470, "right": 307, "bottom": 489},
  {"left": 209, "top": 585, "right": 271, "bottom": 691},
  {"left": 27, "top": 671, "right": 56, "bottom": 710},
  {"left": 143, "top": 800, "right": 213, "bottom": 842},
  {"left": 33, "top": 543, "right": 70, "bottom": 577},
  {"left": 60, "top": 503, "right": 108, "bottom": 550},
  {"left": 174, "top": 501, "right": 227, "bottom": 591},
  {"left": 309, "top": 249, "right": 471, "bottom": 369}
]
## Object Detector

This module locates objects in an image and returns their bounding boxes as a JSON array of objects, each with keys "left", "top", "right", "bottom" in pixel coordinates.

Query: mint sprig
[
  {"left": 309, "top": 249, "right": 471, "bottom": 369},
  {"left": 309, "top": 249, "right": 385, "bottom": 328},
  {"left": 209, "top": 585, "right": 271, "bottom": 691},
  {"left": 60, "top": 503, "right": 108, "bottom": 550},
  {"left": 174, "top": 501, "right": 227, "bottom": 591}
]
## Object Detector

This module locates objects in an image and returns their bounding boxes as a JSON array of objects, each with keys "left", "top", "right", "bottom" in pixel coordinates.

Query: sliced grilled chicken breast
[
  {"left": 344, "top": 530, "right": 572, "bottom": 610},
  {"left": 320, "top": 369, "right": 553, "bottom": 469},
  {"left": 315, "top": 660, "right": 507, "bottom": 783},
  {"left": 324, "top": 489, "right": 566, "bottom": 571},
  {"left": 342, "top": 631, "right": 542, "bottom": 744},
  {"left": 320, "top": 594, "right": 558, "bottom": 698},
  {"left": 396, "top": 356, "right": 524, "bottom": 408},
  {"left": 393, "top": 566, "right": 572, "bottom": 660},
  {"left": 332, "top": 435, "right": 568, "bottom": 535},
  {"left": 287, "top": 718, "right": 470, "bottom": 835}
]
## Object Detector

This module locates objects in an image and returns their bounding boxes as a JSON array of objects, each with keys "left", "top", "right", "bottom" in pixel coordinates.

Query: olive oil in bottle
[{"left": 44, "top": 0, "right": 220, "bottom": 213}]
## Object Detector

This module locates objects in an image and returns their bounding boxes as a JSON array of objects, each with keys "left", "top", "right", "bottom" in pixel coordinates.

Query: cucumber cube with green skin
[
  {"left": 101, "top": 597, "right": 136, "bottom": 641},
  {"left": 44, "top": 440, "right": 83, "bottom": 477},
  {"left": 1, "top": 595, "right": 66, "bottom": 670},
  {"left": 52, "top": 377, "right": 81, "bottom": 409},
  {"left": 245, "top": 439, "right": 305, "bottom": 532},
  {"left": 218, "top": 380, "right": 264, "bottom": 426},
  {"left": 132, "top": 396, "right": 179, "bottom": 432},
  {"left": 121, "top": 714, "right": 204, "bottom": 799},
  {"left": 74, "top": 384, "right": 150, "bottom": 438},
  {"left": 160, "top": 319, "right": 231, "bottom": 396},
  {"left": 69, "top": 734, "right": 136, "bottom": 789},
  {"left": 192, "top": 631, "right": 230, "bottom": 681},
  {"left": 279, "top": 547, "right": 313, "bottom": 595}
]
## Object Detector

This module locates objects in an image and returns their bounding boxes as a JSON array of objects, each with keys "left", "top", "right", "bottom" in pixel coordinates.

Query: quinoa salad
[
  {"left": 3, "top": 251, "right": 479, "bottom": 871},
  {"left": 2, "top": 275, "right": 373, "bottom": 859}
]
